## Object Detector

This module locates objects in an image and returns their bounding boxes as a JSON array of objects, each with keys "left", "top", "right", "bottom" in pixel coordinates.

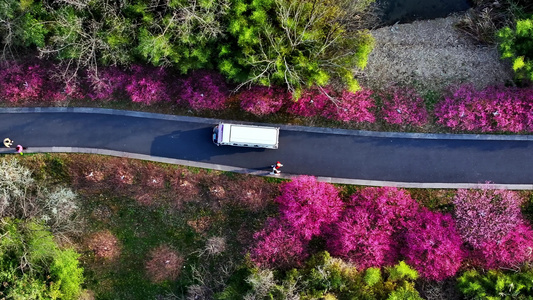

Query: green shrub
[
  {"left": 458, "top": 269, "right": 533, "bottom": 299},
  {"left": 217, "top": 252, "right": 423, "bottom": 299},
  {"left": 498, "top": 16, "right": 533, "bottom": 82},
  {"left": 0, "top": 219, "right": 85, "bottom": 300}
]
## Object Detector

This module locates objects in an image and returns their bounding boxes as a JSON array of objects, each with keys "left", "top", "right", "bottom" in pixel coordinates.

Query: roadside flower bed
[
  {"left": 250, "top": 178, "right": 533, "bottom": 281},
  {"left": 0, "top": 61, "right": 532, "bottom": 133}
]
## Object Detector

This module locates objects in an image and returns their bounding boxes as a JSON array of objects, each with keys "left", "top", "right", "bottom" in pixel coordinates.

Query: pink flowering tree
[
  {"left": 326, "top": 206, "right": 399, "bottom": 269},
  {"left": 0, "top": 61, "right": 47, "bottom": 102},
  {"left": 402, "top": 210, "right": 464, "bottom": 281},
  {"left": 453, "top": 186, "right": 533, "bottom": 269},
  {"left": 125, "top": 65, "right": 171, "bottom": 105},
  {"left": 275, "top": 176, "right": 343, "bottom": 240},
  {"left": 249, "top": 218, "right": 309, "bottom": 269},
  {"left": 379, "top": 86, "right": 428, "bottom": 127},
  {"left": 322, "top": 89, "right": 376, "bottom": 123},
  {"left": 86, "top": 66, "right": 129, "bottom": 101},
  {"left": 453, "top": 187, "right": 524, "bottom": 248},
  {"left": 238, "top": 86, "right": 289, "bottom": 116},
  {"left": 435, "top": 85, "right": 533, "bottom": 133},
  {"left": 354, "top": 187, "right": 420, "bottom": 232},
  {"left": 473, "top": 223, "right": 533, "bottom": 269},
  {"left": 326, "top": 187, "right": 419, "bottom": 269},
  {"left": 180, "top": 70, "right": 229, "bottom": 111},
  {"left": 287, "top": 87, "right": 332, "bottom": 117}
]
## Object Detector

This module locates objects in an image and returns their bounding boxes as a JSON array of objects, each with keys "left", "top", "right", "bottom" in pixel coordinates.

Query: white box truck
[{"left": 213, "top": 123, "right": 280, "bottom": 149}]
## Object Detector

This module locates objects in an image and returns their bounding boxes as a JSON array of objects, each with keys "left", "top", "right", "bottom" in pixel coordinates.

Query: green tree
[
  {"left": 498, "top": 16, "right": 533, "bottom": 82},
  {"left": 220, "top": 0, "right": 375, "bottom": 96},
  {"left": 0, "top": 219, "right": 84, "bottom": 299}
]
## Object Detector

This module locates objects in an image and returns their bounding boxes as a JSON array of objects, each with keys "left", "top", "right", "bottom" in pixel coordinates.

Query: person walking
[
  {"left": 3, "top": 138, "right": 13, "bottom": 148},
  {"left": 270, "top": 161, "right": 283, "bottom": 175},
  {"left": 15, "top": 145, "right": 26, "bottom": 155}
]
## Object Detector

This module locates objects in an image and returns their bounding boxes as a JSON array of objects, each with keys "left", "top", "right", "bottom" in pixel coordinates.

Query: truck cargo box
[{"left": 213, "top": 123, "right": 279, "bottom": 149}]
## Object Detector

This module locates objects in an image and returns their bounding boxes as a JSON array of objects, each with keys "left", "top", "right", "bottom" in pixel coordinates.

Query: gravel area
[{"left": 359, "top": 14, "right": 514, "bottom": 91}]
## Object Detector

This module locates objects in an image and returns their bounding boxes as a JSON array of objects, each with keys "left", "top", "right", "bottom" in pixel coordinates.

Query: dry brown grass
[
  {"left": 87, "top": 230, "right": 121, "bottom": 259},
  {"left": 145, "top": 245, "right": 184, "bottom": 283},
  {"left": 226, "top": 176, "right": 279, "bottom": 212}
]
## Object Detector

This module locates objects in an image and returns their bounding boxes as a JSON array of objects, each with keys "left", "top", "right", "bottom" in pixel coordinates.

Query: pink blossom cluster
[
  {"left": 275, "top": 175, "right": 343, "bottom": 240},
  {"left": 434, "top": 85, "right": 533, "bottom": 132},
  {"left": 180, "top": 70, "right": 229, "bottom": 111},
  {"left": 453, "top": 188, "right": 523, "bottom": 248},
  {"left": 0, "top": 62, "right": 48, "bottom": 102},
  {"left": 287, "top": 87, "right": 331, "bottom": 117},
  {"left": 326, "top": 187, "right": 420, "bottom": 269},
  {"left": 402, "top": 209, "right": 464, "bottom": 281},
  {"left": 249, "top": 218, "right": 309, "bottom": 269},
  {"left": 238, "top": 86, "right": 289, "bottom": 116},
  {"left": 250, "top": 181, "right": 533, "bottom": 279},
  {"left": 379, "top": 86, "right": 428, "bottom": 127},
  {"left": 473, "top": 223, "right": 533, "bottom": 269},
  {"left": 285, "top": 87, "right": 377, "bottom": 123},
  {"left": 125, "top": 65, "right": 171, "bottom": 105},
  {"left": 250, "top": 176, "right": 343, "bottom": 269},
  {"left": 453, "top": 187, "right": 533, "bottom": 268},
  {"left": 321, "top": 89, "right": 376, "bottom": 123},
  {"left": 86, "top": 67, "right": 128, "bottom": 101}
]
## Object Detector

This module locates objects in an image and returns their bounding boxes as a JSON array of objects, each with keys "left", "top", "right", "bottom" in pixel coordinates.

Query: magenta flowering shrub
[
  {"left": 275, "top": 175, "right": 343, "bottom": 240},
  {"left": 474, "top": 223, "right": 533, "bottom": 269},
  {"left": 403, "top": 210, "right": 463, "bottom": 281},
  {"left": 354, "top": 187, "right": 420, "bottom": 231},
  {"left": 326, "top": 187, "right": 420, "bottom": 269},
  {"left": 181, "top": 70, "right": 229, "bottom": 111},
  {"left": 87, "top": 66, "right": 129, "bottom": 101},
  {"left": 380, "top": 86, "right": 428, "bottom": 127},
  {"left": 238, "top": 86, "right": 288, "bottom": 116},
  {"left": 434, "top": 85, "right": 533, "bottom": 132},
  {"left": 453, "top": 187, "right": 524, "bottom": 248},
  {"left": 326, "top": 206, "right": 399, "bottom": 269},
  {"left": 287, "top": 87, "right": 332, "bottom": 117},
  {"left": 453, "top": 186, "right": 533, "bottom": 269},
  {"left": 249, "top": 218, "right": 309, "bottom": 269},
  {"left": 0, "top": 62, "right": 47, "bottom": 102},
  {"left": 125, "top": 65, "right": 171, "bottom": 105},
  {"left": 322, "top": 89, "right": 376, "bottom": 123}
]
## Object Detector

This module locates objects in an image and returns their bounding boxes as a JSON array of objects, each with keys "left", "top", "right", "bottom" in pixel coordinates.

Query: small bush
[
  {"left": 498, "top": 16, "right": 533, "bottom": 82},
  {"left": 87, "top": 230, "right": 121, "bottom": 259},
  {"left": 238, "top": 85, "right": 288, "bottom": 116},
  {"left": 0, "top": 61, "right": 47, "bottom": 102},
  {"left": 322, "top": 89, "right": 376, "bottom": 123},
  {"left": 379, "top": 86, "right": 428, "bottom": 127},
  {"left": 435, "top": 85, "right": 533, "bottom": 132},
  {"left": 287, "top": 87, "right": 332, "bottom": 117},
  {"left": 86, "top": 66, "right": 128, "bottom": 101},
  {"left": 458, "top": 269, "right": 533, "bottom": 299},
  {"left": 181, "top": 70, "right": 229, "bottom": 111},
  {"left": 125, "top": 65, "right": 171, "bottom": 105},
  {"left": 145, "top": 245, "right": 184, "bottom": 283}
]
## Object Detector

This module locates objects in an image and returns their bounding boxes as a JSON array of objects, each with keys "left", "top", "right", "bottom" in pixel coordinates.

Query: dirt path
[{"left": 359, "top": 14, "right": 514, "bottom": 91}]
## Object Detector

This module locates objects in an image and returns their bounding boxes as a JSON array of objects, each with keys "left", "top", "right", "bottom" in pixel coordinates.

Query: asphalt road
[{"left": 1, "top": 110, "right": 532, "bottom": 185}]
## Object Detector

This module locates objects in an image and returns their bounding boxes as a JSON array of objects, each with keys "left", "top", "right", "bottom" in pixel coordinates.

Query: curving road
[{"left": 1, "top": 108, "right": 532, "bottom": 189}]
